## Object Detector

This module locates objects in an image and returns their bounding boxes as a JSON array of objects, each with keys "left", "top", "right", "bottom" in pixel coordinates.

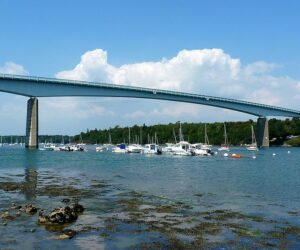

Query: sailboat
[
  {"left": 171, "top": 122, "right": 194, "bottom": 156},
  {"left": 96, "top": 131, "right": 114, "bottom": 152},
  {"left": 77, "top": 134, "right": 86, "bottom": 146},
  {"left": 218, "top": 123, "right": 230, "bottom": 151},
  {"left": 247, "top": 125, "right": 258, "bottom": 151},
  {"left": 201, "top": 124, "right": 212, "bottom": 150},
  {"left": 126, "top": 127, "right": 142, "bottom": 153}
]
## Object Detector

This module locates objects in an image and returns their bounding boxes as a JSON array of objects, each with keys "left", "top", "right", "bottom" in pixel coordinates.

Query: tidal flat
[{"left": 1, "top": 146, "right": 300, "bottom": 249}]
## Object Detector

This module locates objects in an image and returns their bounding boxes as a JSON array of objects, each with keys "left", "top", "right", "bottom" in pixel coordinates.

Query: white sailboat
[
  {"left": 77, "top": 134, "right": 86, "bottom": 146},
  {"left": 126, "top": 127, "right": 143, "bottom": 153},
  {"left": 247, "top": 125, "right": 258, "bottom": 151},
  {"left": 171, "top": 122, "right": 194, "bottom": 156},
  {"left": 201, "top": 124, "right": 212, "bottom": 150},
  {"left": 218, "top": 123, "right": 230, "bottom": 151}
]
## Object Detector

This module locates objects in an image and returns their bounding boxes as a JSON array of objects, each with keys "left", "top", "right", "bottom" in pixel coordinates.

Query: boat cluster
[
  {"left": 37, "top": 123, "right": 259, "bottom": 155},
  {"left": 40, "top": 143, "right": 86, "bottom": 152},
  {"left": 97, "top": 141, "right": 217, "bottom": 156},
  {"left": 95, "top": 123, "right": 258, "bottom": 156}
]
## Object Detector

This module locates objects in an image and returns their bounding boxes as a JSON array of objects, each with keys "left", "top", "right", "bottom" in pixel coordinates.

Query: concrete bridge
[{"left": 1, "top": 73, "right": 300, "bottom": 148}]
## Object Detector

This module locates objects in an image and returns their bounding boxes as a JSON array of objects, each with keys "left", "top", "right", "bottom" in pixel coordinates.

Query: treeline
[{"left": 73, "top": 118, "right": 300, "bottom": 146}]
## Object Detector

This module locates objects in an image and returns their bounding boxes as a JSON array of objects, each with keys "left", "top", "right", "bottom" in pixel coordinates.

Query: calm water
[{"left": 0, "top": 146, "right": 300, "bottom": 249}]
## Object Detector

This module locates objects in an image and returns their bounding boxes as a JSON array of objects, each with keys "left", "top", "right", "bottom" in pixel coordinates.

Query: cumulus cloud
[
  {"left": 56, "top": 48, "right": 242, "bottom": 93},
  {"left": 0, "top": 61, "right": 28, "bottom": 75},
  {"left": 56, "top": 48, "right": 300, "bottom": 112},
  {"left": 40, "top": 98, "right": 114, "bottom": 120},
  {"left": 2, "top": 48, "right": 300, "bottom": 134},
  {"left": 54, "top": 48, "right": 300, "bottom": 125}
]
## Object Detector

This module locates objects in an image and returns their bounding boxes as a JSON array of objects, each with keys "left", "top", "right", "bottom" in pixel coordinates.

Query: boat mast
[
  {"left": 251, "top": 125, "right": 257, "bottom": 145},
  {"left": 108, "top": 131, "right": 112, "bottom": 144},
  {"left": 173, "top": 128, "right": 177, "bottom": 144},
  {"left": 204, "top": 124, "right": 209, "bottom": 145},
  {"left": 128, "top": 127, "right": 131, "bottom": 145},
  {"left": 224, "top": 123, "right": 228, "bottom": 145},
  {"left": 179, "top": 122, "right": 184, "bottom": 141}
]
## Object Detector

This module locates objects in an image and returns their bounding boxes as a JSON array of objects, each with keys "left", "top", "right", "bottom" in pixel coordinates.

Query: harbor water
[{"left": 0, "top": 146, "right": 300, "bottom": 249}]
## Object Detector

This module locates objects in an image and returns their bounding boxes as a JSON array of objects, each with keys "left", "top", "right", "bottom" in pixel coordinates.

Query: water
[{"left": 0, "top": 146, "right": 300, "bottom": 249}]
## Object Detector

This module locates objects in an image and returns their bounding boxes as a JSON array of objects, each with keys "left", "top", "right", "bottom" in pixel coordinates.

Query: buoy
[
  {"left": 288, "top": 151, "right": 291, "bottom": 154},
  {"left": 272, "top": 153, "right": 276, "bottom": 156},
  {"left": 231, "top": 153, "right": 242, "bottom": 158},
  {"left": 252, "top": 156, "right": 256, "bottom": 159},
  {"left": 224, "top": 153, "right": 229, "bottom": 157}
]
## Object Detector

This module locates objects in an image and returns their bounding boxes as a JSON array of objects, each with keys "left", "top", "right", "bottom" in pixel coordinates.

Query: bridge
[{"left": 1, "top": 73, "right": 300, "bottom": 148}]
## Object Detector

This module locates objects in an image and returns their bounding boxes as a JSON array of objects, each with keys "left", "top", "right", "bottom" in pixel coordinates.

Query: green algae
[{"left": 37, "top": 185, "right": 96, "bottom": 197}]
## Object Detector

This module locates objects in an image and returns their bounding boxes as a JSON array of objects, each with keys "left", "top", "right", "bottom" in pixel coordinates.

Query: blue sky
[{"left": 1, "top": 0, "right": 300, "bottom": 135}]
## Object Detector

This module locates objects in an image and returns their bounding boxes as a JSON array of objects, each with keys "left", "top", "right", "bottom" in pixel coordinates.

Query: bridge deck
[{"left": 0, "top": 73, "right": 300, "bottom": 118}]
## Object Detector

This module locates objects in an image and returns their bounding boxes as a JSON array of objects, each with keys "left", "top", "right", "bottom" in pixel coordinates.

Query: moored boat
[
  {"left": 142, "top": 144, "right": 162, "bottom": 155},
  {"left": 247, "top": 125, "right": 258, "bottom": 151}
]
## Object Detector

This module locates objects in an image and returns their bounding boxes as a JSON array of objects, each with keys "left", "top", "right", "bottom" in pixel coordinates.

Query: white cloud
[
  {"left": 55, "top": 48, "right": 300, "bottom": 108},
  {"left": 56, "top": 48, "right": 243, "bottom": 94},
  {"left": 124, "top": 110, "right": 147, "bottom": 119},
  {"left": 0, "top": 62, "right": 28, "bottom": 75},
  {"left": 150, "top": 103, "right": 201, "bottom": 118},
  {"left": 2, "top": 49, "right": 300, "bottom": 134},
  {"left": 40, "top": 97, "right": 114, "bottom": 120},
  {"left": 54, "top": 48, "right": 300, "bottom": 125},
  {"left": 56, "top": 49, "right": 115, "bottom": 82}
]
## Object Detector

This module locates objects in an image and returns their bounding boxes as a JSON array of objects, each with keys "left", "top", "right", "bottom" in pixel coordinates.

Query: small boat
[
  {"left": 190, "top": 143, "right": 213, "bottom": 156},
  {"left": 231, "top": 153, "right": 242, "bottom": 158},
  {"left": 60, "top": 144, "right": 85, "bottom": 152},
  {"left": 162, "top": 143, "right": 175, "bottom": 154},
  {"left": 142, "top": 144, "right": 162, "bottom": 155},
  {"left": 201, "top": 124, "right": 212, "bottom": 150},
  {"left": 96, "top": 145, "right": 105, "bottom": 152},
  {"left": 172, "top": 141, "right": 194, "bottom": 156},
  {"left": 77, "top": 134, "right": 86, "bottom": 146},
  {"left": 247, "top": 125, "right": 258, "bottom": 151},
  {"left": 218, "top": 123, "right": 230, "bottom": 151},
  {"left": 112, "top": 143, "right": 127, "bottom": 153},
  {"left": 43, "top": 143, "right": 60, "bottom": 151},
  {"left": 127, "top": 144, "right": 143, "bottom": 153}
]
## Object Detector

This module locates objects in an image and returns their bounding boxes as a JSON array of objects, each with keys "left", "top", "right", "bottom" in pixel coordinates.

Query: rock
[
  {"left": 16, "top": 211, "right": 21, "bottom": 217},
  {"left": 1, "top": 211, "right": 14, "bottom": 220},
  {"left": 30, "top": 228, "right": 36, "bottom": 233},
  {"left": 48, "top": 206, "right": 77, "bottom": 224},
  {"left": 38, "top": 203, "right": 84, "bottom": 225},
  {"left": 56, "top": 229, "right": 76, "bottom": 240},
  {"left": 11, "top": 203, "right": 22, "bottom": 210},
  {"left": 11, "top": 203, "right": 17, "bottom": 209},
  {"left": 24, "top": 204, "right": 37, "bottom": 214},
  {"left": 73, "top": 203, "right": 84, "bottom": 213},
  {"left": 2, "top": 222, "right": 7, "bottom": 226},
  {"left": 61, "top": 198, "right": 71, "bottom": 204}
]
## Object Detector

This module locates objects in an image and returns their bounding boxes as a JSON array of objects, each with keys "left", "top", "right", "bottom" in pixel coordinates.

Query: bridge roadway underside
[
  {"left": 1, "top": 74, "right": 300, "bottom": 149},
  {"left": 25, "top": 97, "right": 270, "bottom": 149}
]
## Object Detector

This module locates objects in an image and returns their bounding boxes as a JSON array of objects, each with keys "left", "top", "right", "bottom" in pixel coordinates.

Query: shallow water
[{"left": 0, "top": 146, "right": 300, "bottom": 249}]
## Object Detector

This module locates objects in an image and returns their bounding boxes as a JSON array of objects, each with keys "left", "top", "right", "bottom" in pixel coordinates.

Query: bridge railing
[{"left": 1, "top": 73, "right": 300, "bottom": 115}]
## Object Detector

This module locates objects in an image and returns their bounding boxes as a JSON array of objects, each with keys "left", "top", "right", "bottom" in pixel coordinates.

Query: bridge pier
[
  {"left": 25, "top": 97, "right": 39, "bottom": 149},
  {"left": 257, "top": 117, "right": 269, "bottom": 148}
]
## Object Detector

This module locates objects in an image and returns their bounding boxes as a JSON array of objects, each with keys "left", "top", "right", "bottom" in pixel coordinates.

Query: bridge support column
[
  {"left": 257, "top": 117, "right": 269, "bottom": 148},
  {"left": 25, "top": 97, "right": 38, "bottom": 149}
]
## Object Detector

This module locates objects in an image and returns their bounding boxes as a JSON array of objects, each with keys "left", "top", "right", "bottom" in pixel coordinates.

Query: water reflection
[{"left": 23, "top": 150, "right": 38, "bottom": 200}]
